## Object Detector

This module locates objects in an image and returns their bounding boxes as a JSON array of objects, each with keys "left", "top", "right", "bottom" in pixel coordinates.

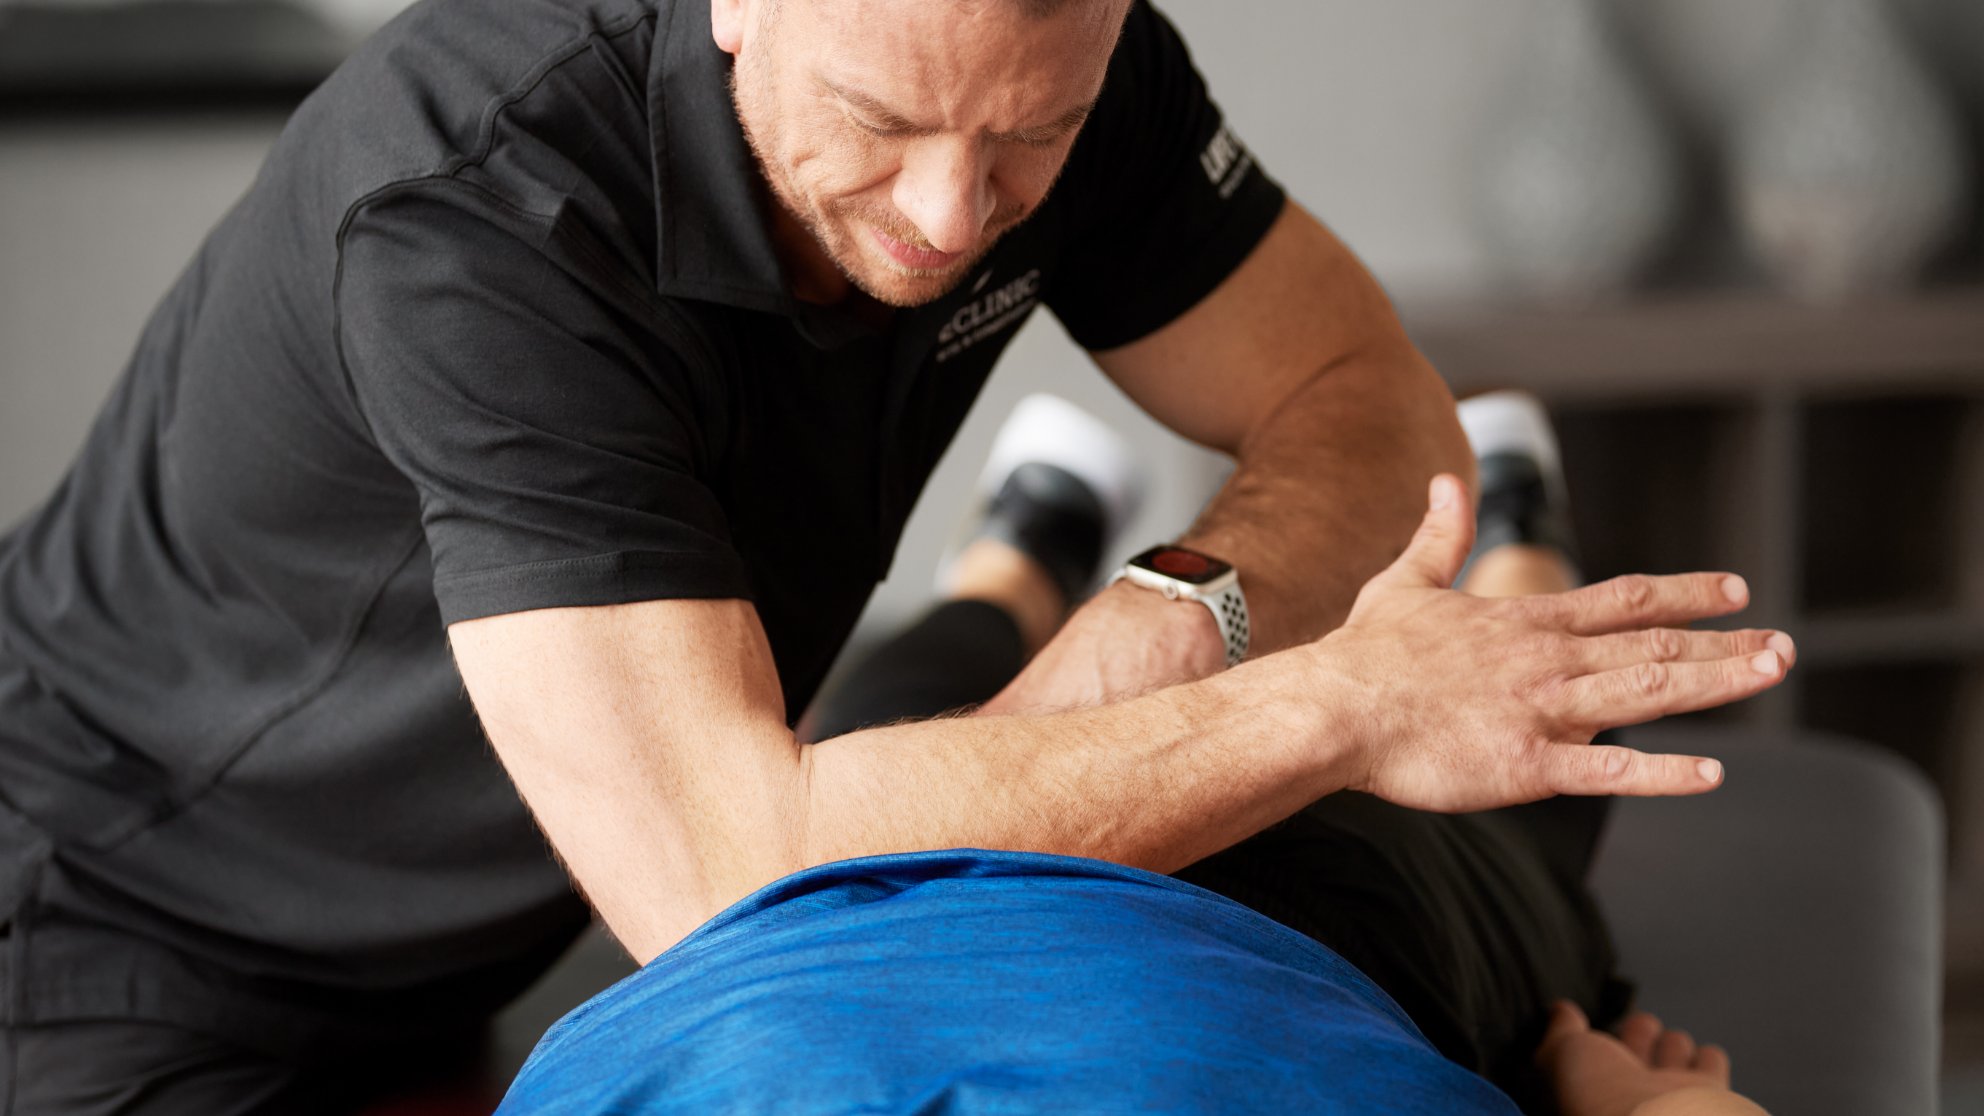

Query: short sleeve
[
  {"left": 335, "top": 183, "right": 751, "bottom": 625},
  {"left": 1046, "top": 1, "right": 1286, "bottom": 352}
]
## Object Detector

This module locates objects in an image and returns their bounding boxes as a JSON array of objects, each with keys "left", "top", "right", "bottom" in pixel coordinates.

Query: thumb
[
  {"left": 1377, "top": 474, "right": 1475, "bottom": 590},
  {"left": 1534, "top": 1000, "right": 1590, "bottom": 1066}
]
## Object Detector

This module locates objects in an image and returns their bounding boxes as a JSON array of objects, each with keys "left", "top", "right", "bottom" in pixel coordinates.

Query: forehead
[{"left": 788, "top": 0, "right": 1126, "bottom": 120}]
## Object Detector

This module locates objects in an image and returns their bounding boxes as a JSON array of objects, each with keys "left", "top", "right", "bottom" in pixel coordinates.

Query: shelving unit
[{"left": 1404, "top": 288, "right": 1984, "bottom": 1055}]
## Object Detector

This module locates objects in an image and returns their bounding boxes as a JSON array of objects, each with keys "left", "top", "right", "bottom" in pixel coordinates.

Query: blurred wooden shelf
[{"left": 1404, "top": 286, "right": 1984, "bottom": 400}]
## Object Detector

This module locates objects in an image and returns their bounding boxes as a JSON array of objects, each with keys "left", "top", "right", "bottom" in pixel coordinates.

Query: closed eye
[
  {"left": 840, "top": 105, "right": 933, "bottom": 140},
  {"left": 989, "top": 104, "right": 1094, "bottom": 148},
  {"left": 1001, "top": 128, "right": 1071, "bottom": 148},
  {"left": 821, "top": 74, "right": 1091, "bottom": 148}
]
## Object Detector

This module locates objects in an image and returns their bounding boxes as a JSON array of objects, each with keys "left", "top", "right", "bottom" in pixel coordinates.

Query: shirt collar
[{"left": 647, "top": 0, "right": 881, "bottom": 348}]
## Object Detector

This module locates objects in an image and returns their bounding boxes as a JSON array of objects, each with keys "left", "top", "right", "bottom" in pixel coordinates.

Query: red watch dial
[
  {"left": 1130, "top": 546, "right": 1232, "bottom": 586},
  {"left": 1153, "top": 550, "right": 1212, "bottom": 578}
]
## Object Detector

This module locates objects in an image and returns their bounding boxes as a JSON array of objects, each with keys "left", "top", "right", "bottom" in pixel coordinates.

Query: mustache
[{"left": 829, "top": 197, "right": 1030, "bottom": 252}]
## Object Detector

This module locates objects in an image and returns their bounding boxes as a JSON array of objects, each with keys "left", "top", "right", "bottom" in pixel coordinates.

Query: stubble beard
[{"left": 729, "top": 62, "right": 1027, "bottom": 308}]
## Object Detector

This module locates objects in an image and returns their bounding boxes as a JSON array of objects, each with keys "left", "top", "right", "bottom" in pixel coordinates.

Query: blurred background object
[
  {"left": 1730, "top": 0, "right": 1972, "bottom": 300},
  {"left": 1468, "top": 0, "right": 1683, "bottom": 304},
  {"left": 0, "top": 0, "right": 359, "bottom": 110},
  {"left": 2, "top": 0, "right": 1982, "bottom": 1107}
]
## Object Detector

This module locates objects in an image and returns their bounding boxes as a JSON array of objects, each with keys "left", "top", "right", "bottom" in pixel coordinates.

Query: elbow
[
  {"left": 787, "top": 730, "right": 820, "bottom": 881},
  {"left": 1367, "top": 336, "right": 1475, "bottom": 493},
  {"left": 1247, "top": 337, "right": 1475, "bottom": 491},
  {"left": 608, "top": 728, "right": 815, "bottom": 965}
]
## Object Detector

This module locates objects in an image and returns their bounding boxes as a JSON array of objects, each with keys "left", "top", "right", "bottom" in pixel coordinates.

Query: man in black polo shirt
[{"left": 0, "top": 0, "right": 1778, "bottom": 1109}]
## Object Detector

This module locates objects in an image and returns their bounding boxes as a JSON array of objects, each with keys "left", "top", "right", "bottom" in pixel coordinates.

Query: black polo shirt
[{"left": 0, "top": 0, "right": 1282, "bottom": 1046}]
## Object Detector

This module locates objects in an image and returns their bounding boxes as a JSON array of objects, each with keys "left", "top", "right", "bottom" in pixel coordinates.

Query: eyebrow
[{"left": 821, "top": 78, "right": 1096, "bottom": 144}]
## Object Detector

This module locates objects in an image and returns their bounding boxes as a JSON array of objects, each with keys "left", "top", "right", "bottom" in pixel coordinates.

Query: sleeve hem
[
  {"left": 1059, "top": 177, "right": 1288, "bottom": 353},
  {"left": 434, "top": 550, "right": 753, "bottom": 626}
]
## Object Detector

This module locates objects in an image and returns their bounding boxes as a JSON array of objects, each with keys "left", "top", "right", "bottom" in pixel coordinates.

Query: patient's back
[{"left": 498, "top": 849, "right": 1520, "bottom": 1114}]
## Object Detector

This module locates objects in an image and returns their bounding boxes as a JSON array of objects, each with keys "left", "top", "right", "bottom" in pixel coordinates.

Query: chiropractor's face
[{"left": 714, "top": 0, "right": 1128, "bottom": 307}]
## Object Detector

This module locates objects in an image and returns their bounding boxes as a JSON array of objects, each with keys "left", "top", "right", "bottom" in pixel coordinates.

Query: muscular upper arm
[
  {"left": 448, "top": 596, "right": 803, "bottom": 962},
  {"left": 1092, "top": 199, "right": 1426, "bottom": 455}
]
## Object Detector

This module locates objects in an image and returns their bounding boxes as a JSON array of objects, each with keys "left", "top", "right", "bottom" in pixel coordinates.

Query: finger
[
  {"left": 1540, "top": 743, "right": 1725, "bottom": 797},
  {"left": 1371, "top": 474, "right": 1476, "bottom": 591},
  {"left": 1543, "top": 1000, "right": 1587, "bottom": 1043},
  {"left": 1533, "top": 1000, "right": 1589, "bottom": 1066},
  {"left": 1578, "top": 628, "right": 1797, "bottom": 674},
  {"left": 1531, "top": 992, "right": 1595, "bottom": 1064},
  {"left": 1563, "top": 652, "right": 1786, "bottom": 729},
  {"left": 1615, "top": 1011, "right": 1662, "bottom": 1062},
  {"left": 1654, "top": 1028, "right": 1697, "bottom": 1070},
  {"left": 1534, "top": 573, "right": 1751, "bottom": 636},
  {"left": 1695, "top": 1043, "right": 1732, "bottom": 1085}
]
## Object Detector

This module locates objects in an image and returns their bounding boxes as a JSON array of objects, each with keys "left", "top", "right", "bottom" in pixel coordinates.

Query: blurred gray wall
[{"left": 2, "top": 0, "right": 1979, "bottom": 630}]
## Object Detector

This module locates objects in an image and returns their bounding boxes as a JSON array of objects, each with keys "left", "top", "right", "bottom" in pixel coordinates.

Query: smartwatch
[{"left": 1110, "top": 545, "right": 1250, "bottom": 667}]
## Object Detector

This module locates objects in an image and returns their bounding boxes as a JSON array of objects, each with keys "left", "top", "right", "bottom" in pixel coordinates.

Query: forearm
[
  {"left": 1180, "top": 342, "right": 1473, "bottom": 654},
  {"left": 800, "top": 647, "right": 1355, "bottom": 877},
  {"left": 460, "top": 596, "right": 1364, "bottom": 963}
]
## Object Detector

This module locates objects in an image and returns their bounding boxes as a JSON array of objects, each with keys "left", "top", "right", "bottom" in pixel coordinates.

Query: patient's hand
[
  {"left": 1536, "top": 1001, "right": 1770, "bottom": 1116},
  {"left": 1326, "top": 475, "right": 1793, "bottom": 812}
]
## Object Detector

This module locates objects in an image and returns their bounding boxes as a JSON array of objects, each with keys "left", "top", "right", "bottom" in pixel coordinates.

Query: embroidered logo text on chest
[{"left": 935, "top": 268, "right": 1042, "bottom": 363}]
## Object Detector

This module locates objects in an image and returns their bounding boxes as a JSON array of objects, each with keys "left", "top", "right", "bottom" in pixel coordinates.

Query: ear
[{"left": 710, "top": 0, "right": 749, "bottom": 56}]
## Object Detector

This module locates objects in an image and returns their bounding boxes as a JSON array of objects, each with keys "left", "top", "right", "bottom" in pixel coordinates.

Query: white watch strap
[
  {"left": 1110, "top": 565, "right": 1250, "bottom": 668},
  {"left": 1203, "top": 581, "right": 1250, "bottom": 668}
]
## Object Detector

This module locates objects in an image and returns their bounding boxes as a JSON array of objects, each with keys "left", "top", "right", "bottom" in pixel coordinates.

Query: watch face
[{"left": 1131, "top": 546, "right": 1232, "bottom": 585}]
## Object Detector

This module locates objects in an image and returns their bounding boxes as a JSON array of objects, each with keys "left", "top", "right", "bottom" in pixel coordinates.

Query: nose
[{"left": 891, "top": 137, "right": 997, "bottom": 256}]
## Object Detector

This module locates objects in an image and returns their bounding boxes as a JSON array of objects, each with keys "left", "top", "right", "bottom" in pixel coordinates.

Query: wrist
[
  {"left": 1285, "top": 631, "right": 1380, "bottom": 794},
  {"left": 1109, "top": 544, "right": 1249, "bottom": 668},
  {"left": 1173, "top": 641, "right": 1370, "bottom": 809},
  {"left": 1097, "top": 579, "right": 1226, "bottom": 679},
  {"left": 1280, "top": 638, "right": 1380, "bottom": 798}
]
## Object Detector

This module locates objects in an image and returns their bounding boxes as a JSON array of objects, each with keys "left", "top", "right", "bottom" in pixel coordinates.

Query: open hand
[
  {"left": 1535, "top": 1001, "right": 1760, "bottom": 1116},
  {"left": 1327, "top": 474, "right": 1793, "bottom": 812}
]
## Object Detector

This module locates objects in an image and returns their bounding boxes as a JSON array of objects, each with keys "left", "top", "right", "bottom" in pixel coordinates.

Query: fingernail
[
  {"left": 1698, "top": 759, "right": 1722, "bottom": 784},
  {"left": 1430, "top": 475, "right": 1454, "bottom": 510},
  {"left": 1751, "top": 650, "right": 1780, "bottom": 676},
  {"left": 1767, "top": 632, "right": 1796, "bottom": 664},
  {"left": 1721, "top": 576, "right": 1748, "bottom": 605}
]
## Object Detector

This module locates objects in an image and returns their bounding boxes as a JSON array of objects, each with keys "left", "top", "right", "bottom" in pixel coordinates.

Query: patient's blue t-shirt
[{"left": 498, "top": 849, "right": 1521, "bottom": 1115}]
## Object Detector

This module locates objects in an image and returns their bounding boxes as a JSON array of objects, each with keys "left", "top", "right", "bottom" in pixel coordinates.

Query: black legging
[{"left": 806, "top": 599, "right": 1633, "bottom": 1114}]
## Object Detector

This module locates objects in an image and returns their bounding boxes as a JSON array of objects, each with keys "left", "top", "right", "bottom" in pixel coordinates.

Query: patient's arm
[{"left": 1535, "top": 1001, "right": 1771, "bottom": 1116}]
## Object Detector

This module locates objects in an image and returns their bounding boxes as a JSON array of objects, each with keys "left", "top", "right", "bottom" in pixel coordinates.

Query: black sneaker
[
  {"left": 938, "top": 394, "right": 1146, "bottom": 604},
  {"left": 1457, "top": 391, "right": 1581, "bottom": 578}
]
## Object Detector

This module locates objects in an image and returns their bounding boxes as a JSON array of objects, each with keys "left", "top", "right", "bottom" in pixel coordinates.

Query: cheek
[
  {"left": 780, "top": 98, "right": 893, "bottom": 194},
  {"left": 992, "top": 148, "right": 1072, "bottom": 210},
  {"left": 835, "top": 138, "right": 901, "bottom": 192},
  {"left": 797, "top": 133, "right": 899, "bottom": 204}
]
